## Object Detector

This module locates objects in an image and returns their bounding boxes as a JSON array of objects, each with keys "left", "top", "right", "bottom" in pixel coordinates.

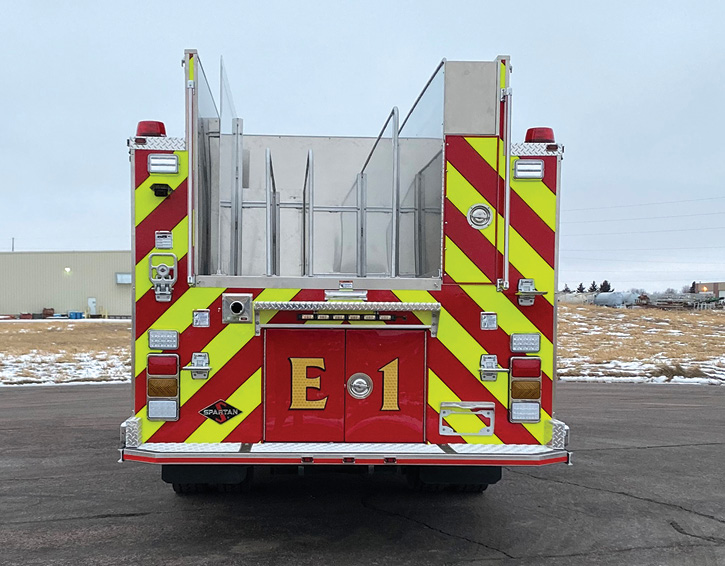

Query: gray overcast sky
[{"left": 2, "top": 0, "right": 724, "bottom": 292}]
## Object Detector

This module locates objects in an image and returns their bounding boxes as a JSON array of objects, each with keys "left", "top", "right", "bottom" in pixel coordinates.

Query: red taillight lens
[
  {"left": 510, "top": 357, "right": 541, "bottom": 378},
  {"left": 136, "top": 120, "right": 167, "bottom": 137},
  {"left": 147, "top": 354, "right": 179, "bottom": 376},
  {"left": 525, "top": 127, "right": 555, "bottom": 143}
]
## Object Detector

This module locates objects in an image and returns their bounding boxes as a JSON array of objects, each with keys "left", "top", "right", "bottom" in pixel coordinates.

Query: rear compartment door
[{"left": 264, "top": 329, "right": 425, "bottom": 442}]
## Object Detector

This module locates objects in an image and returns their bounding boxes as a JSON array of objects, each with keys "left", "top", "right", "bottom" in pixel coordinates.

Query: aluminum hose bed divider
[{"left": 253, "top": 301, "right": 441, "bottom": 336}]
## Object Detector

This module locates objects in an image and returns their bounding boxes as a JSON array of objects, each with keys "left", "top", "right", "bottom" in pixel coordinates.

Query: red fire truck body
[{"left": 120, "top": 50, "right": 570, "bottom": 492}]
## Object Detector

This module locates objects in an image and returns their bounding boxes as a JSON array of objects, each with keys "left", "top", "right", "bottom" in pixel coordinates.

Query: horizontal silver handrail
[{"left": 254, "top": 301, "right": 440, "bottom": 312}]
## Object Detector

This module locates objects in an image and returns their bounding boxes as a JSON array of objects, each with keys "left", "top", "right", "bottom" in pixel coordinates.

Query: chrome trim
[
  {"left": 254, "top": 301, "right": 440, "bottom": 312},
  {"left": 499, "top": 84, "right": 512, "bottom": 292},
  {"left": 195, "top": 275, "right": 442, "bottom": 290},
  {"left": 120, "top": 417, "right": 141, "bottom": 448},
  {"left": 547, "top": 419, "right": 570, "bottom": 450},
  {"left": 124, "top": 441, "right": 570, "bottom": 463},
  {"left": 127, "top": 137, "right": 185, "bottom": 151},
  {"left": 439, "top": 402, "right": 495, "bottom": 436}
]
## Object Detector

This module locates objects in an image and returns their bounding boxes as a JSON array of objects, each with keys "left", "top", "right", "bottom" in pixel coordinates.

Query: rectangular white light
[
  {"left": 147, "top": 399, "right": 178, "bottom": 420},
  {"left": 514, "top": 159, "right": 544, "bottom": 179},
  {"left": 148, "top": 329, "right": 179, "bottom": 350},
  {"left": 510, "top": 401, "right": 541, "bottom": 423},
  {"left": 148, "top": 154, "right": 179, "bottom": 174},
  {"left": 511, "top": 333, "right": 541, "bottom": 353}
]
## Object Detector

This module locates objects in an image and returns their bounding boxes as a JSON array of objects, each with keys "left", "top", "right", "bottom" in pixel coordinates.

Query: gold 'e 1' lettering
[
  {"left": 289, "top": 357, "right": 328, "bottom": 410},
  {"left": 379, "top": 358, "right": 399, "bottom": 411}
]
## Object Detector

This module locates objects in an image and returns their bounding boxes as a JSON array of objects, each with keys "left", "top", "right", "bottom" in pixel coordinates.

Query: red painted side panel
[
  {"left": 265, "top": 330, "right": 345, "bottom": 442},
  {"left": 344, "top": 330, "right": 425, "bottom": 442}
]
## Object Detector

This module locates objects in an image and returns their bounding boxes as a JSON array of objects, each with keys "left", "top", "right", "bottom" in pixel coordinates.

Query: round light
[
  {"left": 703, "top": 286, "right": 708, "bottom": 291},
  {"left": 64, "top": 267, "right": 71, "bottom": 273}
]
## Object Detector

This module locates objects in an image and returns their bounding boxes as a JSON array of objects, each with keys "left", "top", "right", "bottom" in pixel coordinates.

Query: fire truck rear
[{"left": 120, "top": 50, "right": 570, "bottom": 493}]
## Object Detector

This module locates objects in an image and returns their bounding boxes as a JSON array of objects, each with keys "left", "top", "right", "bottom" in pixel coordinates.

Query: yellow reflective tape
[
  {"left": 428, "top": 369, "right": 502, "bottom": 445},
  {"left": 134, "top": 287, "right": 224, "bottom": 376},
  {"left": 510, "top": 157, "right": 556, "bottom": 230},
  {"left": 188, "top": 55, "right": 194, "bottom": 80},
  {"left": 499, "top": 61, "right": 506, "bottom": 89},
  {"left": 445, "top": 237, "right": 491, "bottom": 283},
  {"left": 185, "top": 369, "right": 262, "bottom": 443},
  {"left": 134, "top": 151, "right": 188, "bottom": 226},
  {"left": 136, "top": 405, "right": 165, "bottom": 443},
  {"left": 135, "top": 217, "right": 189, "bottom": 301},
  {"left": 446, "top": 164, "right": 496, "bottom": 246},
  {"left": 465, "top": 137, "right": 499, "bottom": 174},
  {"left": 394, "top": 290, "right": 508, "bottom": 407},
  {"left": 447, "top": 163, "right": 554, "bottom": 305}
]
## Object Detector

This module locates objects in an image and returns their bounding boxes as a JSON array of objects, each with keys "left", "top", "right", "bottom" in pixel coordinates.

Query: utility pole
[{"left": 11, "top": 237, "right": 14, "bottom": 252}]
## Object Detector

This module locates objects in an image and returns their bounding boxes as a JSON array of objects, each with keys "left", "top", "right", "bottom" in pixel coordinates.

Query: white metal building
[{"left": 0, "top": 251, "right": 132, "bottom": 317}]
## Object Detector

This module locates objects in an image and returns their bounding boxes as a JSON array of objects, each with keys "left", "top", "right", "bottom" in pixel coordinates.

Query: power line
[
  {"left": 563, "top": 256, "right": 722, "bottom": 265},
  {"left": 562, "top": 195, "right": 725, "bottom": 212},
  {"left": 562, "top": 245, "right": 725, "bottom": 252},
  {"left": 562, "top": 226, "right": 725, "bottom": 237},
  {"left": 561, "top": 210, "right": 725, "bottom": 224}
]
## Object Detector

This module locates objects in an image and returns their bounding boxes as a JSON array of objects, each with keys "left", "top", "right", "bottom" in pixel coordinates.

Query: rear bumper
[{"left": 120, "top": 441, "right": 571, "bottom": 467}]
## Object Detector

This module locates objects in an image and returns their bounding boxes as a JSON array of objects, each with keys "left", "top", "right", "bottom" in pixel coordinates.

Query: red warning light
[
  {"left": 136, "top": 121, "right": 167, "bottom": 137},
  {"left": 525, "top": 127, "right": 555, "bottom": 143}
]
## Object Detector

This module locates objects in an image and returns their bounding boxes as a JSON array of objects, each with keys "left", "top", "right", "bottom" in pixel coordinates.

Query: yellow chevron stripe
[
  {"left": 175, "top": 287, "right": 299, "bottom": 405},
  {"left": 445, "top": 237, "right": 491, "bottom": 283},
  {"left": 393, "top": 290, "right": 507, "bottom": 408},
  {"left": 137, "top": 405, "right": 164, "bottom": 442},
  {"left": 447, "top": 163, "right": 554, "bottom": 305},
  {"left": 134, "top": 151, "right": 188, "bottom": 226},
  {"left": 466, "top": 137, "right": 501, "bottom": 178},
  {"left": 185, "top": 369, "right": 262, "bottom": 443},
  {"left": 135, "top": 217, "right": 189, "bottom": 301},
  {"left": 134, "top": 287, "right": 224, "bottom": 377},
  {"left": 428, "top": 370, "right": 502, "bottom": 444},
  {"left": 510, "top": 157, "right": 556, "bottom": 230}
]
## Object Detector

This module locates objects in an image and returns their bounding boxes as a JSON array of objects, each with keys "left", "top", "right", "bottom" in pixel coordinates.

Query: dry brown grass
[
  {"left": 0, "top": 321, "right": 131, "bottom": 357},
  {"left": 558, "top": 304, "right": 725, "bottom": 380}
]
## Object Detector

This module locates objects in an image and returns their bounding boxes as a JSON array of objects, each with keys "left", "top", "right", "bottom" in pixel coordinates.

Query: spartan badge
[{"left": 199, "top": 400, "right": 242, "bottom": 424}]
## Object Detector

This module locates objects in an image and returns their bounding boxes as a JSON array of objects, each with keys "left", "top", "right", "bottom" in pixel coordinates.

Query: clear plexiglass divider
[{"left": 189, "top": 54, "right": 445, "bottom": 281}]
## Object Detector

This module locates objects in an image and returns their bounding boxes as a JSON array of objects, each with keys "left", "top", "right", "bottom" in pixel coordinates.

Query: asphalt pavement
[{"left": 0, "top": 382, "right": 723, "bottom": 565}]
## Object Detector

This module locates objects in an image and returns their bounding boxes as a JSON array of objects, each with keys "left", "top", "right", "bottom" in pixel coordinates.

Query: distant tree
[
  {"left": 588, "top": 281, "right": 599, "bottom": 293},
  {"left": 599, "top": 280, "right": 613, "bottom": 292},
  {"left": 628, "top": 287, "right": 646, "bottom": 295},
  {"left": 682, "top": 284, "right": 692, "bottom": 294},
  {"left": 664, "top": 287, "right": 677, "bottom": 295},
  {"left": 576, "top": 283, "right": 586, "bottom": 293},
  {"left": 562, "top": 284, "right": 572, "bottom": 293},
  {"left": 689, "top": 281, "right": 697, "bottom": 293}
]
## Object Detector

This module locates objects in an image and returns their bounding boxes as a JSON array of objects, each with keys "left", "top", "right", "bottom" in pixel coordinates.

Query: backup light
[
  {"left": 147, "top": 399, "right": 178, "bottom": 420},
  {"left": 511, "top": 333, "right": 541, "bottom": 353},
  {"left": 148, "top": 154, "right": 179, "bottom": 174},
  {"left": 510, "top": 401, "right": 541, "bottom": 423}
]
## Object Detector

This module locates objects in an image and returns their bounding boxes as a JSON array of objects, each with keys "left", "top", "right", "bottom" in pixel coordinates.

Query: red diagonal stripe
[
  {"left": 134, "top": 149, "right": 174, "bottom": 189},
  {"left": 135, "top": 180, "right": 188, "bottom": 263},
  {"left": 222, "top": 405, "right": 263, "bottom": 443},
  {"left": 446, "top": 137, "right": 554, "bottom": 267},
  {"left": 444, "top": 205, "right": 554, "bottom": 343},
  {"left": 148, "top": 336, "right": 263, "bottom": 442},
  {"left": 135, "top": 294, "right": 225, "bottom": 412},
  {"left": 427, "top": 339, "right": 538, "bottom": 445},
  {"left": 134, "top": 256, "right": 189, "bottom": 338},
  {"left": 444, "top": 200, "right": 499, "bottom": 282},
  {"left": 432, "top": 285, "right": 552, "bottom": 416}
]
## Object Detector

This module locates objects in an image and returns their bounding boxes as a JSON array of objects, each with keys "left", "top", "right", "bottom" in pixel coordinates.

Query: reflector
[{"left": 147, "top": 354, "right": 179, "bottom": 376}]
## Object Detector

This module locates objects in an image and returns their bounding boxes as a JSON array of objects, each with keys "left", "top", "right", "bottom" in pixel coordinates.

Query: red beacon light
[
  {"left": 525, "top": 127, "right": 555, "bottom": 143},
  {"left": 136, "top": 120, "right": 167, "bottom": 137}
]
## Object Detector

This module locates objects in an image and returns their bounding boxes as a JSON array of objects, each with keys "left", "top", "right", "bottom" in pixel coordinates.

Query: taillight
[
  {"left": 147, "top": 354, "right": 179, "bottom": 421},
  {"left": 509, "top": 356, "right": 542, "bottom": 423}
]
